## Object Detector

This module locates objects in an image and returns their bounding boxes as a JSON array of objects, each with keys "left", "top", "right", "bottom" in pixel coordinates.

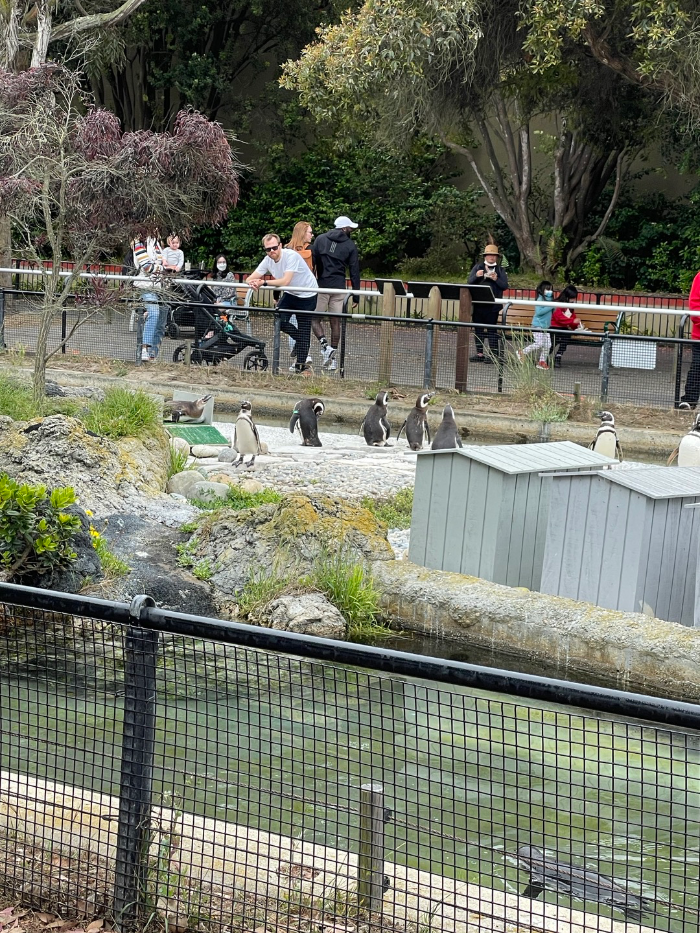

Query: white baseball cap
[{"left": 334, "top": 215, "right": 358, "bottom": 229}]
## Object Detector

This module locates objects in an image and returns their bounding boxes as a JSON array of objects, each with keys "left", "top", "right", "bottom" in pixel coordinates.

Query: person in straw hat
[{"left": 467, "top": 243, "right": 509, "bottom": 362}]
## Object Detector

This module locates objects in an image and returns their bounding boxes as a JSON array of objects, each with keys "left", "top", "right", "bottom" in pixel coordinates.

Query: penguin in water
[
  {"left": 164, "top": 394, "right": 212, "bottom": 424},
  {"left": 588, "top": 411, "right": 623, "bottom": 460},
  {"left": 668, "top": 412, "right": 700, "bottom": 465},
  {"left": 233, "top": 400, "right": 261, "bottom": 469},
  {"left": 289, "top": 398, "right": 324, "bottom": 447},
  {"left": 431, "top": 405, "right": 463, "bottom": 450},
  {"left": 360, "top": 390, "right": 391, "bottom": 446},
  {"left": 397, "top": 392, "right": 433, "bottom": 450}
]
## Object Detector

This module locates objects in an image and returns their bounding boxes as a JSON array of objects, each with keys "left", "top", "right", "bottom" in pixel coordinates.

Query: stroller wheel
[
  {"left": 191, "top": 348, "right": 204, "bottom": 365},
  {"left": 172, "top": 345, "right": 186, "bottom": 363},
  {"left": 167, "top": 321, "right": 180, "bottom": 339},
  {"left": 243, "top": 350, "right": 268, "bottom": 372},
  {"left": 171, "top": 345, "right": 204, "bottom": 365}
]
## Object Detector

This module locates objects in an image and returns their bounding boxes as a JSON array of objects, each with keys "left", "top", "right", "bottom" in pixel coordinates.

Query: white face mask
[
  {"left": 485, "top": 260, "right": 497, "bottom": 269},
  {"left": 216, "top": 261, "right": 226, "bottom": 271},
  {"left": 544, "top": 290, "right": 553, "bottom": 299}
]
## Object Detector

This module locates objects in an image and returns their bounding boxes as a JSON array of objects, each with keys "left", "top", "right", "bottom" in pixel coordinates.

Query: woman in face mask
[
  {"left": 519, "top": 280, "right": 555, "bottom": 369},
  {"left": 210, "top": 254, "right": 237, "bottom": 306}
]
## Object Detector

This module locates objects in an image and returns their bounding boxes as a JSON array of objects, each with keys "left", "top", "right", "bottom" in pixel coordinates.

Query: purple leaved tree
[{"left": 0, "top": 63, "right": 241, "bottom": 400}]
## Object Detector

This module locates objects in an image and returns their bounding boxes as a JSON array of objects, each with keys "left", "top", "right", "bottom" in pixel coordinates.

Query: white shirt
[
  {"left": 162, "top": 247, "right": 184, "bottom": 272},
  {"left": 253, "top": 248, "right": 317, "bottom": 298}
]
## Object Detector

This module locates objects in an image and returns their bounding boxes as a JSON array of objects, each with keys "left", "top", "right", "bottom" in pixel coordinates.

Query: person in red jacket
[
  {"left": 550, "top": 285, "right": 590, "bottom": 366},
  {"left": 679, "top": 271, "right": 700, "bottom": 409}
]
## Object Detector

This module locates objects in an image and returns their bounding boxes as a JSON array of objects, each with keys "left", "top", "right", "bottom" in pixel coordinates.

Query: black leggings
[
  {"left": 472, "top": 304, "right": 500, "bottom": 354},
  {"left": 277, "top": 292, "right": 316, "bottom": 367}
]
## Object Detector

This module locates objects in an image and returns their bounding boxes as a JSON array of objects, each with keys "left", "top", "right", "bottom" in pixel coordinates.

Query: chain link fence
[{"left": 0, "top": 584, "right": 699, "bottom": 933}]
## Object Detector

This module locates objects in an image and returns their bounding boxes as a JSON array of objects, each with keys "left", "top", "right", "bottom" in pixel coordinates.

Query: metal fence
[
  {"left": 1, "top": 582, "right": 699, "bottom": 933},
  {"left": 0, "top": 281, "right": 697, "bottom": 409}
]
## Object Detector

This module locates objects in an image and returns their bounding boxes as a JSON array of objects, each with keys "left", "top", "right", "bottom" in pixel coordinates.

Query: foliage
[
  {"left": 189, "top": 485, "right": 284, "bottom": 513},
  {"left": 0, "top": 474, "right": 80, "bottom": 579},
  {"left": 167, "top": 445, "right": 190, "bottom": 480},
  {"left": 362, "top": 488, "right": 414, "bottom": 530},
  {"left": 189, "top": 140, "right": 460, "bottom": 271},
  {"left": 235, "top": 564, "right": 295, "bottom": 618},
  {"left": 0, "top": 373, "right": 83, "bottom": 420},
  {"left": 82, "top": 387, "right": 161, "bottom": 438},
  {"left": 0, "top": 63, "right": 240, "bottom": 399},
  {"left": 89, "top": 523, "right": 130, "bottom": 578},
  {"left": 499, "top": 334, "right": 572, "bottom": 421},
  {"left": 313, "top": 552, "right": 388, "bottom": 638}
]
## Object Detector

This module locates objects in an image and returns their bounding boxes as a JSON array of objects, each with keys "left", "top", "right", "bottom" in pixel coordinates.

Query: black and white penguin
[
  {"left": 397, "top": 392, "right": 433, "bottom": 450},
  {"left": 164, "top": 394, "right": 212, "bottom": 424},
  {"left": 233, "top": 400, "right": 261, "bottom": 469},
  {"left": 289, "top": 398, "right": 324, "bottom": 447},
  {"left": 431, "top": 404, "right": 463, "bottom": 450},
  {"left": 589, "top": 411, "right": 623, "bottom": 460},
  {"left": 669, "top": 412, "right": 700, "bottom": 466},
  {"left": 360, "top": 390, "right": 391, "bottom": 447}
]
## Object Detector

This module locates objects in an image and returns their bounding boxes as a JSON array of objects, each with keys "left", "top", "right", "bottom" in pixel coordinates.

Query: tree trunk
[
  {"left": 33, "top": 298, "right": 54, "bottom": 403},
  {"left": 0, "top": 216, "right": 12, "bottom": 290}
]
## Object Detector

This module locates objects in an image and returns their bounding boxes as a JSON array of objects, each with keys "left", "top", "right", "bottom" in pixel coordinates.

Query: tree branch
[
  {"left": 567, "top": 149, "right": 633, "bottom": 268},
  {"left": 50, "top": 0, "right": 148, "bottom": 43}
]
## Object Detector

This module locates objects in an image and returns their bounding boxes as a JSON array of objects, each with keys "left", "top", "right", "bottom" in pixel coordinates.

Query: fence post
[
  {"left": 455, "top": 287, "right": 472, "bottom": 393},
  {"left": 428, "top": 286, "right": 441, "bottom": 387},
  {"left": 135, "top": 313, "right": 144, "bottom": 365},
  {"left": 423, "top": 321, "right": 434, "bottom": 390},
  {"left": 378, "top": 284, "right": 395, "bottom": 384},
  {"left": 114, "top": 598, "right": 159, "bottom": 932},
  {"left": 272, "top": 314, "right": 281, "bottom": 375},
  {"left": 357, "top": 782, "right": 385, "bottom": 912},
  {"left": 61, "top": 309, "right": 67, "bottom": 355},
  {"left": 600, "top": 335, "right": 613, "bottom": 404},
  {"left": 675, "top": 338, "right": 685, "bottom": 408},
  {"left": 339, "top": 296, "right": 351, "bottom": 379},
  {"left": 0, "top": 289, "right": 5, "bottom": 350}
]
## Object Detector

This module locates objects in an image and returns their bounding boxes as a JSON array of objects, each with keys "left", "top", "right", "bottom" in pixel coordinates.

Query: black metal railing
[{"left": 1, "top": 581, "right": 699, "bottom": 933}]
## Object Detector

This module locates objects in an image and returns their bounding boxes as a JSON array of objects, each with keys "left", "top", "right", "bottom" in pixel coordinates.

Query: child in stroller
[{"left": 170, "top": 274, "right": 268, "bottom": 370}]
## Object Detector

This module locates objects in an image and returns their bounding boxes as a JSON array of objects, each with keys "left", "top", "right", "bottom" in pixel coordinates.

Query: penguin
[
  {"left": 289, "top": 398, "right": 324, "bottom": 447},
  {"left": 588, "top": 411, "right": 623, "bottom": 460},
  {"left": 164, "top": 394, "right": 212, "bottom": 424},
  {"left": 397, "top": 392, "right": 433, "bottom": 450},
  {"left": 668, "top": 412, "right": 700, "bottom": 466},
  {"left": 233, "top": 400, "right": 261, "bottom": 469},
  {"left": 360, "top": 390, "right": 391, "bottom": 447},
  {"left": 431, "top": 404, "right": 463, "bottom": 450}
]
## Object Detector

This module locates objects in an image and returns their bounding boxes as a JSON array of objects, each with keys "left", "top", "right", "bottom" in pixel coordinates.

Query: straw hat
[{"left": 483, "top": 244, "right": 500, "bottom": 257}]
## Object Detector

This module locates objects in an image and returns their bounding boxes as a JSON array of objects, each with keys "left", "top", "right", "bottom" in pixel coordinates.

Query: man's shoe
[
  {"left": 288, "top": 363, "right": 297, "bottom": 372},
  {"left": 328, "top": 358, "right": 337, "bottom": 371},
  {"left": 554, "top": 354, "right": 563, "bottom": 368},
  {"left": 305, "top": 355, "right": 313, "bottom": 365},
  {"left": 141, "top": 346, "right": 150, "bottom": 361},
  {"left": 322, "top": 345, "right": 336, "bottom": 368},
  {"left": 289, "top": 339, "right": 297, "bottom": 358},
  {"left": 678, "top": 402, "right": 693, "bottom": 410},
  {"left": 469, "top": 354, "right": 485, "bottom": 362},
  {"left": 484, "top": 357, "right": 495, "bottom": 364}
]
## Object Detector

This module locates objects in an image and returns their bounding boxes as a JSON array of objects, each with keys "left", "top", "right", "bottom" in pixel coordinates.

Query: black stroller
[{"left": 169, "top": 274, "right": 268, "bottom": 370}]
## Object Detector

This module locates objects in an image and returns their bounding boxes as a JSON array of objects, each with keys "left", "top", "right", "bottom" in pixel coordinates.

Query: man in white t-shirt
[{"left": 247, "top": 232, "right": 317, "bottom": 373}]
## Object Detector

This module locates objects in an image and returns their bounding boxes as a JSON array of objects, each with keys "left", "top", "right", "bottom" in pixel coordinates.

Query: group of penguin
[
  {"left": 230, "top": 391, "right": 463, "bottom": 466},
  {"left": 588, "top": 409, "right": 700, "bottom": 466}
]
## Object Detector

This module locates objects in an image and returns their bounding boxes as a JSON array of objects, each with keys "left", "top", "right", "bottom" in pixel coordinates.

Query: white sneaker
[
  {"left": 322, "top": 346, "right": 336, "bottom": 368},
  {"left": 289, "top": 339, "right": 296, "bottom": 358},
  {"left": 328, "top": 357, "right": 337, "bottom": 371},
  {"left": 289, "top": 363, "right": 297, "bottom": 372},
  {"left": 305, "top": 355, "right": 313, "bottom": 364},
  {"left": 141, "top": 346, "right": 150, "bottom": 361}
]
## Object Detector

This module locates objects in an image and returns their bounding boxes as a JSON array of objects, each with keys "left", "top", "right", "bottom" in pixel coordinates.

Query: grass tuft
[
  {"left": 362, "top": 487, "right": 413, "bottom": 530},
  {"left": 167, "top": 445, "right": 190, "bottom": 480},
  {"left": 82, "top": 387, "right": 161, "bottom": 438},
  {"left": 191, "top": 486, "right": 283, "bottom": 513},
  {"left": 90, "top": 524, "right": 130, "bottom": 579}
]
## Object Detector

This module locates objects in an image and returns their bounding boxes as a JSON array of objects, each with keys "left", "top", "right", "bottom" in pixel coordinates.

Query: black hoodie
[{"left": 312, "top": 228, "right": 361, "bottom": 290}]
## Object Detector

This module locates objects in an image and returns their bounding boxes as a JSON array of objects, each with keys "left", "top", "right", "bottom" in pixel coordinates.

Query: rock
[
  {"left": 169, "top": 436, "right": 190, "bottom": 456},
  {"left": 253, "top": 592, "right": 345, "bottom": 639},
  {"left": 260, "top": 441, "right": 269, "bottom": 455},
  {"left": 217, "top": 447, "right": 238, "bottom": 463},
  {"left": 207, "top": 473, "right": 240, "bottom": 487},
  {"left": 239, "top": 478, "right": 264, "bottom": 494},
  {"left": 167, "top": 470, "right": 202, "bottom": 496},
  {"left": 187, "top": 494, "right": 394, "bottom": 596},
  {"left": 191, "top": 444, "right": 227, "bottom": 458},
  {"left": 189, "top": 481, "right": 230, "bottom": 502}
]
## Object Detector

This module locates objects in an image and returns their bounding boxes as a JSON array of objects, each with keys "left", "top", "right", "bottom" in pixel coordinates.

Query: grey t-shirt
[{"left": 254, "top": 248, "right": 317, "bottom": 298}]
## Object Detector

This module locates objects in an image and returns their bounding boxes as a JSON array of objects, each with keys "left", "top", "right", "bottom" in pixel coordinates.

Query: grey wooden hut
[
  {"left": 408, "top": 441, "right": 616, "bottom": 589},
  {"left": 541, "top": 466, "right": 700, "bottom": 626}
]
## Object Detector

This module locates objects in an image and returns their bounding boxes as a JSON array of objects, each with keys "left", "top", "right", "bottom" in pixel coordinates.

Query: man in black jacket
[
  {"left": 467, "top": 244, "right": 509, "bottom": 362},
  {"left": 311, "top": 215, "right": 361, "bottom": 370}
]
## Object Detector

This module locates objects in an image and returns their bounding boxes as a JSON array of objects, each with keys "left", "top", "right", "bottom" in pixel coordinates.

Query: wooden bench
[{"left": 500, "top": 301, "right": 620, "bottom": 356}]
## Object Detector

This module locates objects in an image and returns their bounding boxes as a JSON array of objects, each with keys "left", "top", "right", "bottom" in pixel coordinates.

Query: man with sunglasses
[{"left": 247, "top": 232, "right": 317, "bottom": 373}]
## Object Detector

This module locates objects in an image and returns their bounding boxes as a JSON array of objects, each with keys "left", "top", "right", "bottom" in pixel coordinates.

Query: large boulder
[
  {"left": 188, "top": 493, "right": 394, "bottom": 596},
  {"left": 251, "top": 592, "right": 346, "bottom": 638},
  {"left": 0, "top": 414, "right": 170, "bottom": 517}
]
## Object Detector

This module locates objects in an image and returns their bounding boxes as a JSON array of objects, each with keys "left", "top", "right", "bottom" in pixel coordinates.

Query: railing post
[
  {"left": 339, "top": 296, "right": 351, "bottom": 379},
  {"left": 427, "top": 286, "right": 441, "bottom": 387},
  {"left": 600, "top": 334, "right": 613, "bottom": 404},
  {"left": 357, "top": 782, "right": 385, "bottom": 912},
  {"left": 675, "top": 337, "right": 686, "bottom": 408},
  {"left": 423, "top": 320, "right": 434, "bottom": 390},
  {"left": 272, "top": 313, "right": 281, "bottom": 375},
  {"left": 455, "top": 287, "right": 472, "bottom": 393},
  {"left": 61, "top": 309, "right": 67, "bottom": 354},
  {"left": 135, "top": 311, "right": 144, "bottom": 365},
  {"left": 378, "top": 284, "right": 395, "bottom": 384},
  {"left": 0, "top": 289, "right": 5, "bottom": 350},
  {"left": 114, "top": 600, "right": 159, "bottom": 932}
]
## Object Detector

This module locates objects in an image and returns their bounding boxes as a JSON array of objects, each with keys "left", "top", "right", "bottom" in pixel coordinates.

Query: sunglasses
[{"left": 264, "top": 244, "right": 280, "bottom": 252}]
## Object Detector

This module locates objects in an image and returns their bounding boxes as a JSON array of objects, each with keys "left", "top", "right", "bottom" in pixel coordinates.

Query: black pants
[
  {"left": 278, "top": 292, "right": 315, "bottom": 369},
  {"left": 682, "top": 342, "right": 700, "bottom": 407},
  {"left": 472, "top": 304, "right": 500, "bottom": 355},
  {"left": 552, "top": 330, "right": 572, "bottom": 357}
]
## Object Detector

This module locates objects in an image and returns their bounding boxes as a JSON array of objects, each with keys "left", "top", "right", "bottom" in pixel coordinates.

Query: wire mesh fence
[
  {"left": 1, "top": 585, "right": 700, "bottom": 933},
  {"left": 0, "top": 282, "right": 697, "bottom": 409}
]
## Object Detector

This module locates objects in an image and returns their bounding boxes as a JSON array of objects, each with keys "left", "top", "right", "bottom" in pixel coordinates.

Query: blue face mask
[{"left": 544, "top": 290, "right": 553, "bottom": 300}]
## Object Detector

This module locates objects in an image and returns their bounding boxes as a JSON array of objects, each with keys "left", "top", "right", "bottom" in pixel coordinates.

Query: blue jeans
[{"left": 141, "top": 292, "right": 161, "bottom": 351}]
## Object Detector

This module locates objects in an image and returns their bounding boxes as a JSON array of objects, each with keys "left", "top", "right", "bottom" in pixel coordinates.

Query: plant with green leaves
[
  {"left": 0, "top": 474, "right": 80, "bottom": 579},
  {"left": 362, "top": 488, "right": 414, "bottom": 530},
  {"left": 83, "top": 387, "right": 161, "bottom": 439},
  {"left": 89, "top": 523, "right": 129, "bottom": 579}
]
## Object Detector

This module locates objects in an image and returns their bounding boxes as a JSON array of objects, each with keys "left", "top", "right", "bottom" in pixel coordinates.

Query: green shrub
[
  {"left": 90, "top": 524, "right": 129, "bottom": 578},
  {"left": 362, "top": 488, "right": 414, "bottom": 530},
  {"left": 82, "top": 387, "right": 161, "bottom": 438},
  {"left": 0, "top": 474, "right": 80, "bottom": 579},
  {"left": 313, "top": 552, "right": 388, "bottom": 638}
]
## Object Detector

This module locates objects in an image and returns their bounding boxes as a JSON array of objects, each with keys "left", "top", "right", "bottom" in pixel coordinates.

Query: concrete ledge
[
  {"left": 0, "top": 771, "right": 648, "bottom": 933},
  {"left": 372, "top": 560, "right": 700, "bottom": 700}
]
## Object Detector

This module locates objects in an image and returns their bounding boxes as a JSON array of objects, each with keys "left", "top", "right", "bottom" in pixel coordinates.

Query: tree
[
  {"left": 280, "top": 0, "right": 658, "bottom": 274},
  {"left": 0, "top": 64, "right": 240, "bottom": 400}
]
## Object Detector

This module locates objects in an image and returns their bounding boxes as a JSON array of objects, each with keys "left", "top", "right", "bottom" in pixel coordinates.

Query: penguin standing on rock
[
  {"left": 289, "top": 398, "right": 324, "bottom": 447},
  {"left": 669, "top": 412, "right": 700, "bottom": 465},
  {"left": 233, "top": 400, "right": 261, "bottom": 469},
  {"left": 164, "top": 394, "right": 212, "bottom": 424},
  {"left": 361, "top": 390, "right": 391, "bottom": 446},
  {"left": 431, "top": 404, "right": 463, "bottom": 450},
  {"left": 589, "top": 411, "right": 623, "bottom": 460},
  {"left": 397, "top": 392, "right": 433, "bottom": 450}
]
